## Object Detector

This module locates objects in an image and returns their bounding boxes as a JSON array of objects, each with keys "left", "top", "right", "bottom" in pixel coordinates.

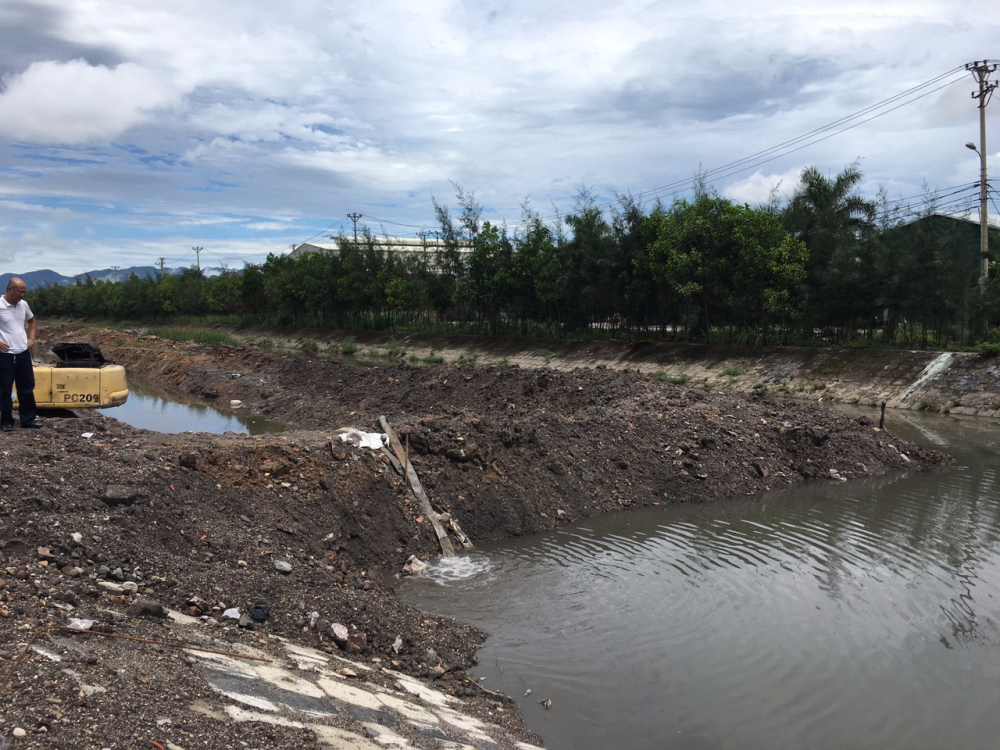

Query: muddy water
[
  {"left": 400, "top": 411, "right": 1000, "bottom": 750},
  {"left": 102, "top": 377, "right": 284, "bottom": 435}
]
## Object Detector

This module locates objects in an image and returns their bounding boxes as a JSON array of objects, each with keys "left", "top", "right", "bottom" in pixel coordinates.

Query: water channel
[
  {"left": 399, "top": 410, "right": 1000, "bottom": 750},
  {"left": 101, "top": 377, "right": 284, "bottom": 435}
]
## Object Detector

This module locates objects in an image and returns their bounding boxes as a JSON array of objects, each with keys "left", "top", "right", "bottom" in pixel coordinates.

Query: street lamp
[{"left": 966, "top": 140, "right": 989, "bottom": 287}]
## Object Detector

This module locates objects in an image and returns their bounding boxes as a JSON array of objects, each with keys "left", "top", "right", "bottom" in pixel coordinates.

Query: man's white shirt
[{"left": 0, "top": 296, "right": 33, "bottom": 354}]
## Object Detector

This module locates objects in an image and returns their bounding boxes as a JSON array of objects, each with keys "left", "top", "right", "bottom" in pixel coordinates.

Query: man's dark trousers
[{"left": 0, "top": 351, "right": 36, "bottom": 427}]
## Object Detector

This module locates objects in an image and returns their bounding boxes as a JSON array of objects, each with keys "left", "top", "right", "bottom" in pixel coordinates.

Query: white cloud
[
  {"left": 723, "top": 168, "right": 805, "bottom": 206},
  {"left": 0, "top": 199, "right": 82, "bottom": 219},
  {"left": 0, "top": 59, "right": 180, "bottom": 143},
  {"left": 244, "top": 222, "right": 293, "bottom": 231},
  {"left": 0, "top": 0, "right": 997, "bottom": 273}
]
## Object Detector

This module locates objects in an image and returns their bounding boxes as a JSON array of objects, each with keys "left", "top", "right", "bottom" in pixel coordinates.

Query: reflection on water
[
  {"left": 401, "top": 411, "right": 1000, "bottom": 750},
  {"left": 102, "top": 377, "right": 284, "bottom": 435}
]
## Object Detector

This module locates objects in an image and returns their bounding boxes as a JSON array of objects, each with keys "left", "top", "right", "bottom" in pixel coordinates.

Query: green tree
[
  {"left": 648, "top": 195, "right": 808, "bottom": 341},
  {"left": 782, "top": 161, "right": 877, "bottom": 336}
]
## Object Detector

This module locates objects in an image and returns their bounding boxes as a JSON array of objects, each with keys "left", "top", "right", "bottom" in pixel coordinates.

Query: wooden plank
[{"left": 380, "top": 416, "right": 456, "bottom": 557}]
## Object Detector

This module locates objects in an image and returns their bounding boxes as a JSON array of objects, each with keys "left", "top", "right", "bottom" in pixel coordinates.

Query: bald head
[{"left": 4, "top": 278, "right": 27, "bottom": 305}]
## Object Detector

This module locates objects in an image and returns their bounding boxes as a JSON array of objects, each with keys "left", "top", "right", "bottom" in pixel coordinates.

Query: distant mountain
[
  {"left": 0, "top": 269, "right": 74, "bottom": 289},
  {"left": 1, "top": 266, "right": 229, "bottom": 290}
]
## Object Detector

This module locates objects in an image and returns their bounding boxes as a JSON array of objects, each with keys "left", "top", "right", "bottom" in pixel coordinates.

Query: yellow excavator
[{"left": 13, "top": 342, "right": 129, "bottom": 410}]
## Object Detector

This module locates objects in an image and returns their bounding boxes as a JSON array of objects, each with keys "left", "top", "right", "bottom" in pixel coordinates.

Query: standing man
[{"left": 0, "top": 277, "right": 42, "bottom": 430}]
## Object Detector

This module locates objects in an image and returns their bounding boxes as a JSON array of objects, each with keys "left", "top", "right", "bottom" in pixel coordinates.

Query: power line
[
  {"left": 506, "top": 66, "right": 971, "bottom": 227},
  {"left": 289, "top": 63, "right": 972, "bottom": 244},
  {"left": 880, "top": 183, "right": 979, "bottom": 208}
]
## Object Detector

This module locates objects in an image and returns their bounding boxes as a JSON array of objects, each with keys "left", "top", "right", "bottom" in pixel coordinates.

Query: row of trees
[{"left": 30, "top": 164, "right": 1000, "bottom": 348}]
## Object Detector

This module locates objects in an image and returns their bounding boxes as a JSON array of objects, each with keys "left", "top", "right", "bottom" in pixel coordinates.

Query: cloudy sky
[{"left": 0, "top": 0, "right": 996, "bottom": 276}]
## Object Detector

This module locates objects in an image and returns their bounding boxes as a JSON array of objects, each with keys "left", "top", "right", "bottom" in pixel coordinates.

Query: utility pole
[
  {"left": 966, "top": 60, "right": 998, "bottom": 287},
  {"left": 111, "top": 265, "right": 120, "bottom": 283},
  {"left": 192, "top": 246, "right": 203, "bottom": 271},
  {"left": 158, "top": 257, "right": 165, "bottom": 281},
  {"left": 347, "top": 213, "right": 362, "bottom": 241}
]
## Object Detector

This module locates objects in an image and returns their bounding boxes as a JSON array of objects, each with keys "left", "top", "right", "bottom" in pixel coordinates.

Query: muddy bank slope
[
  {"left": 204, "top": 324, "right": 1000, "bottom": 418},
  {"left": 0, "top": 326, "right": 950, "bottom": 749}
]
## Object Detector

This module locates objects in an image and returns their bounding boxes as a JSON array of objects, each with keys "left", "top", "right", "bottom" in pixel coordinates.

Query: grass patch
[
  {"left": 340, "top": 339, "right": 359, "bottom": 356},
  {"left": 539, "top": 348, "right": 555, "bottom": 365},
  {"left": 976, "top": 341, "right": 1000, "bottom": 357},
  {"left": 455, "top": 352, "right": 479, "bottom": 365},
  {"left": 384, "top": 344, "right": 407, "bottom": 358},
  {"left": 666, "top": 373, "right": 690, "bottom": 385},
  {"left": 147, "top": 326, "right": 238, "bottom": 346},
  {"left": 919, "top": 396, "right": 939, "bottom": 411},
  {"left": 720, "top": 365, "right": 742, "bottom": 377},
  {"left": 423, "top": 350, "right": 445, "bottom": 364},
  {"left": 298, "top": 338, "right": 319, "bottom": 354},
  {"left": 492, "top": 357, "right": 510, "bottom": 366}
]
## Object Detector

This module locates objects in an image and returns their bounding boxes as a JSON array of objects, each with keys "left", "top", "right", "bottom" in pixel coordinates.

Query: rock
[
  {"left": 238, "top": 614, "right": 254, "bottom": 629},
  {"left": 346, "top": 631, "right": 368, "bottom": 653},
  {"left": 330, "top": 623, "right": 349, "bottom": 644},
  {"left": 273, "top": 559, "right": 292, "bottom": 574},
  {"left": 128, "top": 598, "right": 167, "bottom": 619},
  {"left": 100, "top": 485, "right": 140, "bottom": 507},
  {"left": 319, "top": 475, "right": 334, "bottom": 491},
  {"left": 13, "top": 727, "right": 26, "bottom": 738},
  {"left": 121, "top": 582, "right": 139, "bottom": 595},
  {"left": 179, "top": 452, "right": 206, "bottom": 471},
  {"left": 392, "top": 635, "right": 403, "bottom": 654},
  {"left": 222, "top": 607, "right": 241, "bottom": 620},
  {"left": 250, "top": 602, "right": 269, "bottom": 622},
  {"left": 402, "top": 556, "right": 427, "bottom": 575}
]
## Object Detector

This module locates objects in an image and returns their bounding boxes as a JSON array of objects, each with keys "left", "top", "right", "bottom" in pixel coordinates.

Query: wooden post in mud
[
  {"left": 379, "top": 416, "right": 456, "bottom": 557},
  {"left": 879, "top": 401, "right": 886, "bottom": 430}
]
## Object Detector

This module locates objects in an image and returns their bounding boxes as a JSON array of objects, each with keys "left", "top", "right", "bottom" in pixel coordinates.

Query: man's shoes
[
  {"left": 1, "top": 423, "right": 13, "bottom": 432},
  {"left": 21, "top": 420, "right": 43, "bottom": 429}
]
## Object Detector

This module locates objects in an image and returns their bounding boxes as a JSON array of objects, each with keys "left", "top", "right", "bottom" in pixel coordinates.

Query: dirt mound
[{"left": 0, "top": 325, "right": 951, "bottom": 748}]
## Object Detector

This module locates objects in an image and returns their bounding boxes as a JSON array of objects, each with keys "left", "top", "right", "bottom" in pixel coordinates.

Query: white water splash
[
  {"left": 419, "top": 554, "right": 494, "bottom": 585},
  {"left": 897, "top": 352, "right": 953, "bottom": 404}
]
